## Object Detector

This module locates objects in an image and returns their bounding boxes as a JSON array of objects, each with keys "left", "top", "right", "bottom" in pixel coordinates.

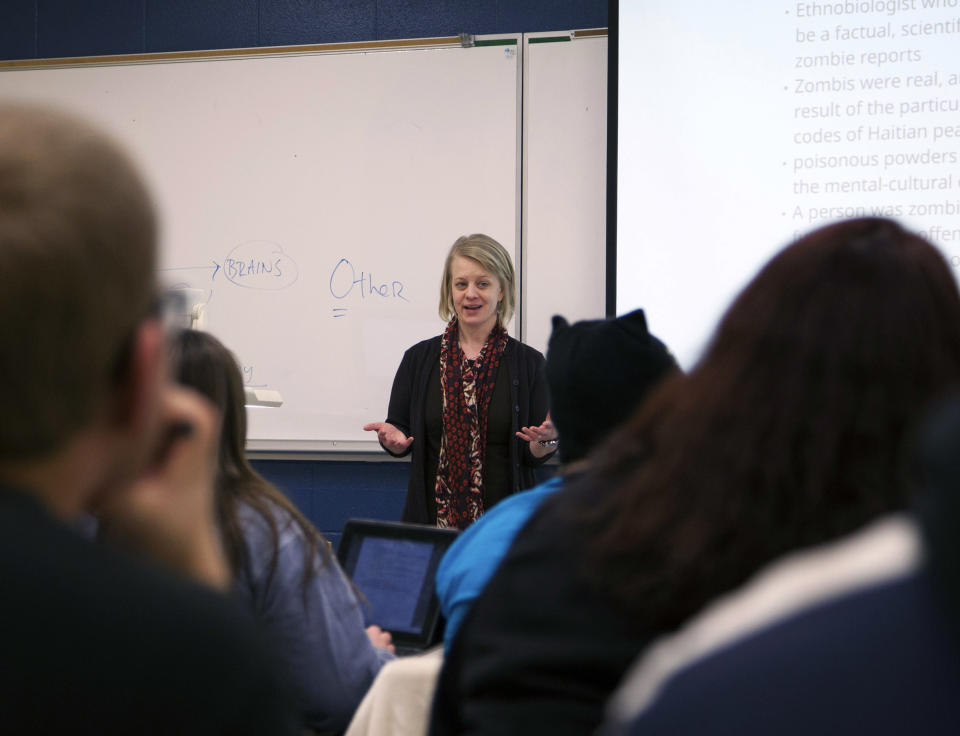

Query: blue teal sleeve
[{"left": 436, "top": 476, "right": 565, "bottom": 649}]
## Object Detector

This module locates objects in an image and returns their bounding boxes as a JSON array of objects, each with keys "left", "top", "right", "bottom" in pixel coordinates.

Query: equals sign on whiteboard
[{"left": 332, "top": 308, "right": 348, "bottom": 318}]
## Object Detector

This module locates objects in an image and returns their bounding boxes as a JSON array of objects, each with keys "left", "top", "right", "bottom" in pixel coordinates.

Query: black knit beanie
[{"left": 545, "top": 309, "right": 677, "bottom": 464}]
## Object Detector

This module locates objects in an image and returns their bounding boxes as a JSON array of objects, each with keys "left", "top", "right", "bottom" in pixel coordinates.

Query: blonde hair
[{"left": 438, "top": 233, "right": 516, "bottom": 324}]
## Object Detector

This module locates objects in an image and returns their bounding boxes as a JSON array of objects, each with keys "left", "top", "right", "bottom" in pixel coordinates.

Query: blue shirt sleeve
[{"left": 435, "top": 476, "right": 565, "bottom": 649}]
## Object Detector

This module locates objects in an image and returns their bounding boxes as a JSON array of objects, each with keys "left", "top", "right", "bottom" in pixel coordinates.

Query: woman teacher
[{"left": 364, "top": 234, "right": 556, "bottom": 529}]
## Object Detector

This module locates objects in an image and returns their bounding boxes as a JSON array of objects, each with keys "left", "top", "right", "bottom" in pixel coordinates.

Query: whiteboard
[
  {"left": 0, "top": 39, "right": 521, "bottom": 450},
  {"left": 522, "top": 31, "right": 608, "bottom": 357}
]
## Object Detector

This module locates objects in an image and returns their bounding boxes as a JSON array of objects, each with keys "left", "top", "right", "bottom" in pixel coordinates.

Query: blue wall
[
  {"left": 0, "top": 1, "right": 607, "bottom": 60},
  {"left": 251, "top": 459, "right": 410, "bottom": 547},
  {"left": 0, "top": 0, "right": 603, "bottom": 540}
]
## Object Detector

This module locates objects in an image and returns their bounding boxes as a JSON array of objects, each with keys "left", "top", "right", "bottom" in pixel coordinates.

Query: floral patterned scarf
[{"left": 434, "top": 317, "right": 508, "bottom": 529}]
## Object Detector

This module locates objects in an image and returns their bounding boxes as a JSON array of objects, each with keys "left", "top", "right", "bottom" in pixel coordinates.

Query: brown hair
[
  {"left": 170, "top": 329, "right": 329, "bottom": 592},
  {"left": 566, "top": 218, "right": 960, "bottom": 629},
  {"left": 439, "top": 233, "right": 516, "bottom": 324},
  {"left": 0, "top": 104, "right": 156, "bottom": 459}
]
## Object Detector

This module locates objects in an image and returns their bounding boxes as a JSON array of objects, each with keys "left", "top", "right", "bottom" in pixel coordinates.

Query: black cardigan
[{"left": 382, "top": 334, "right": 553, "bottom": 524}]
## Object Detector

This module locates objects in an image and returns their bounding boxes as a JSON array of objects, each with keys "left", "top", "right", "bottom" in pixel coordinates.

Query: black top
[
  {"left": 384, "top": 334, "right": 553, "bottom": 525},
  {"left": 0, "top": 485, "right": 298, "bottom": 735},
  {"left": 423, "top": 358, "right": 512, "bottom": 524},
  {"left": 430, "top": 480, "right": 652, "bottom": 736}
]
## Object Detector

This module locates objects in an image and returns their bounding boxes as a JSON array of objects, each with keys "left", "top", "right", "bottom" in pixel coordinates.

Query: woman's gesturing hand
[
  {"left": 516, "top": 414, "right": 558, "bottom": 458},
  {"left": 363, "top": 421, "right": 414, "bottom": 454}
]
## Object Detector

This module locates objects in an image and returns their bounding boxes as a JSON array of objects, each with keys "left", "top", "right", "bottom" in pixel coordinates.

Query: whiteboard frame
[{"left": 0, "top": 37, "right": 466, "bottom": 71}]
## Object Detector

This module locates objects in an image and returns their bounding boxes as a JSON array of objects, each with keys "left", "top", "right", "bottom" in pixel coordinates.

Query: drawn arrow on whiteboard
[{"left": 159, "top": 260, "right": 220, "bottom": 281}]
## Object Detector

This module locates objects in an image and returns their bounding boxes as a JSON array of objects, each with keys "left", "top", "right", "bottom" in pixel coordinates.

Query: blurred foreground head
[
  {"left": 705, "top": 216, "right": 960, "bottom": 410},
  {"left": 0, "top": 104, "right": 156, "bottom": 461},
  {"left": 545, "top": 309, "right": 677, "bottom": 464},
  {"left": 668, "top": 216, "right": 960, "bottom": 512},
  {"left": 582, "top": 217, "right": 960, "bottom": 623}
]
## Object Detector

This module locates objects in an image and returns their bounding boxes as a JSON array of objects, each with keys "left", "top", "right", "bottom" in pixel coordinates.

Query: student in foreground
[
  {"left": 434, "top": 309, "right": 678, "bottom": 648},
  {"left": 0, "top": 104, "right": 296, "bottom": 733},
  {"left": 603, "top": 393, "right": 960, "bottom": 736},
  {"left": 429, "top": 218, "right": 960, "bottom": 736},
  {"left": 172, "top": 329, "right": 395, "bottom": 733}
]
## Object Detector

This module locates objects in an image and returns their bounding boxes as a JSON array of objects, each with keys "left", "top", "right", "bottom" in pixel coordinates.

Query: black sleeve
[
  {"left": 520, "top": 348, "right": 556, "bottom": 468},
  {"left": 382, "top": 345, "right": 416, "bottom": 457}
]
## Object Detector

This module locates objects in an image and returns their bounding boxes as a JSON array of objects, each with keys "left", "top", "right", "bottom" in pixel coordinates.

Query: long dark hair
[
  {"left": 569, "top": 218, "right": 960, "bottom": 630},
  {"left": 171, "top": 330, "right": 328, "bottom": 592}
]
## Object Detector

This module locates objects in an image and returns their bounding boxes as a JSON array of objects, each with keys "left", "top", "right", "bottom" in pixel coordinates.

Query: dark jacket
[
  {"left": 383, "top": 334, "right": 552, "bottom": 524},
  {"left": 430, "top": 480, "right": 651, "bottom": 736},
  {"left": 0, "top": 486, "right": 298, "bottom": 734}
]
